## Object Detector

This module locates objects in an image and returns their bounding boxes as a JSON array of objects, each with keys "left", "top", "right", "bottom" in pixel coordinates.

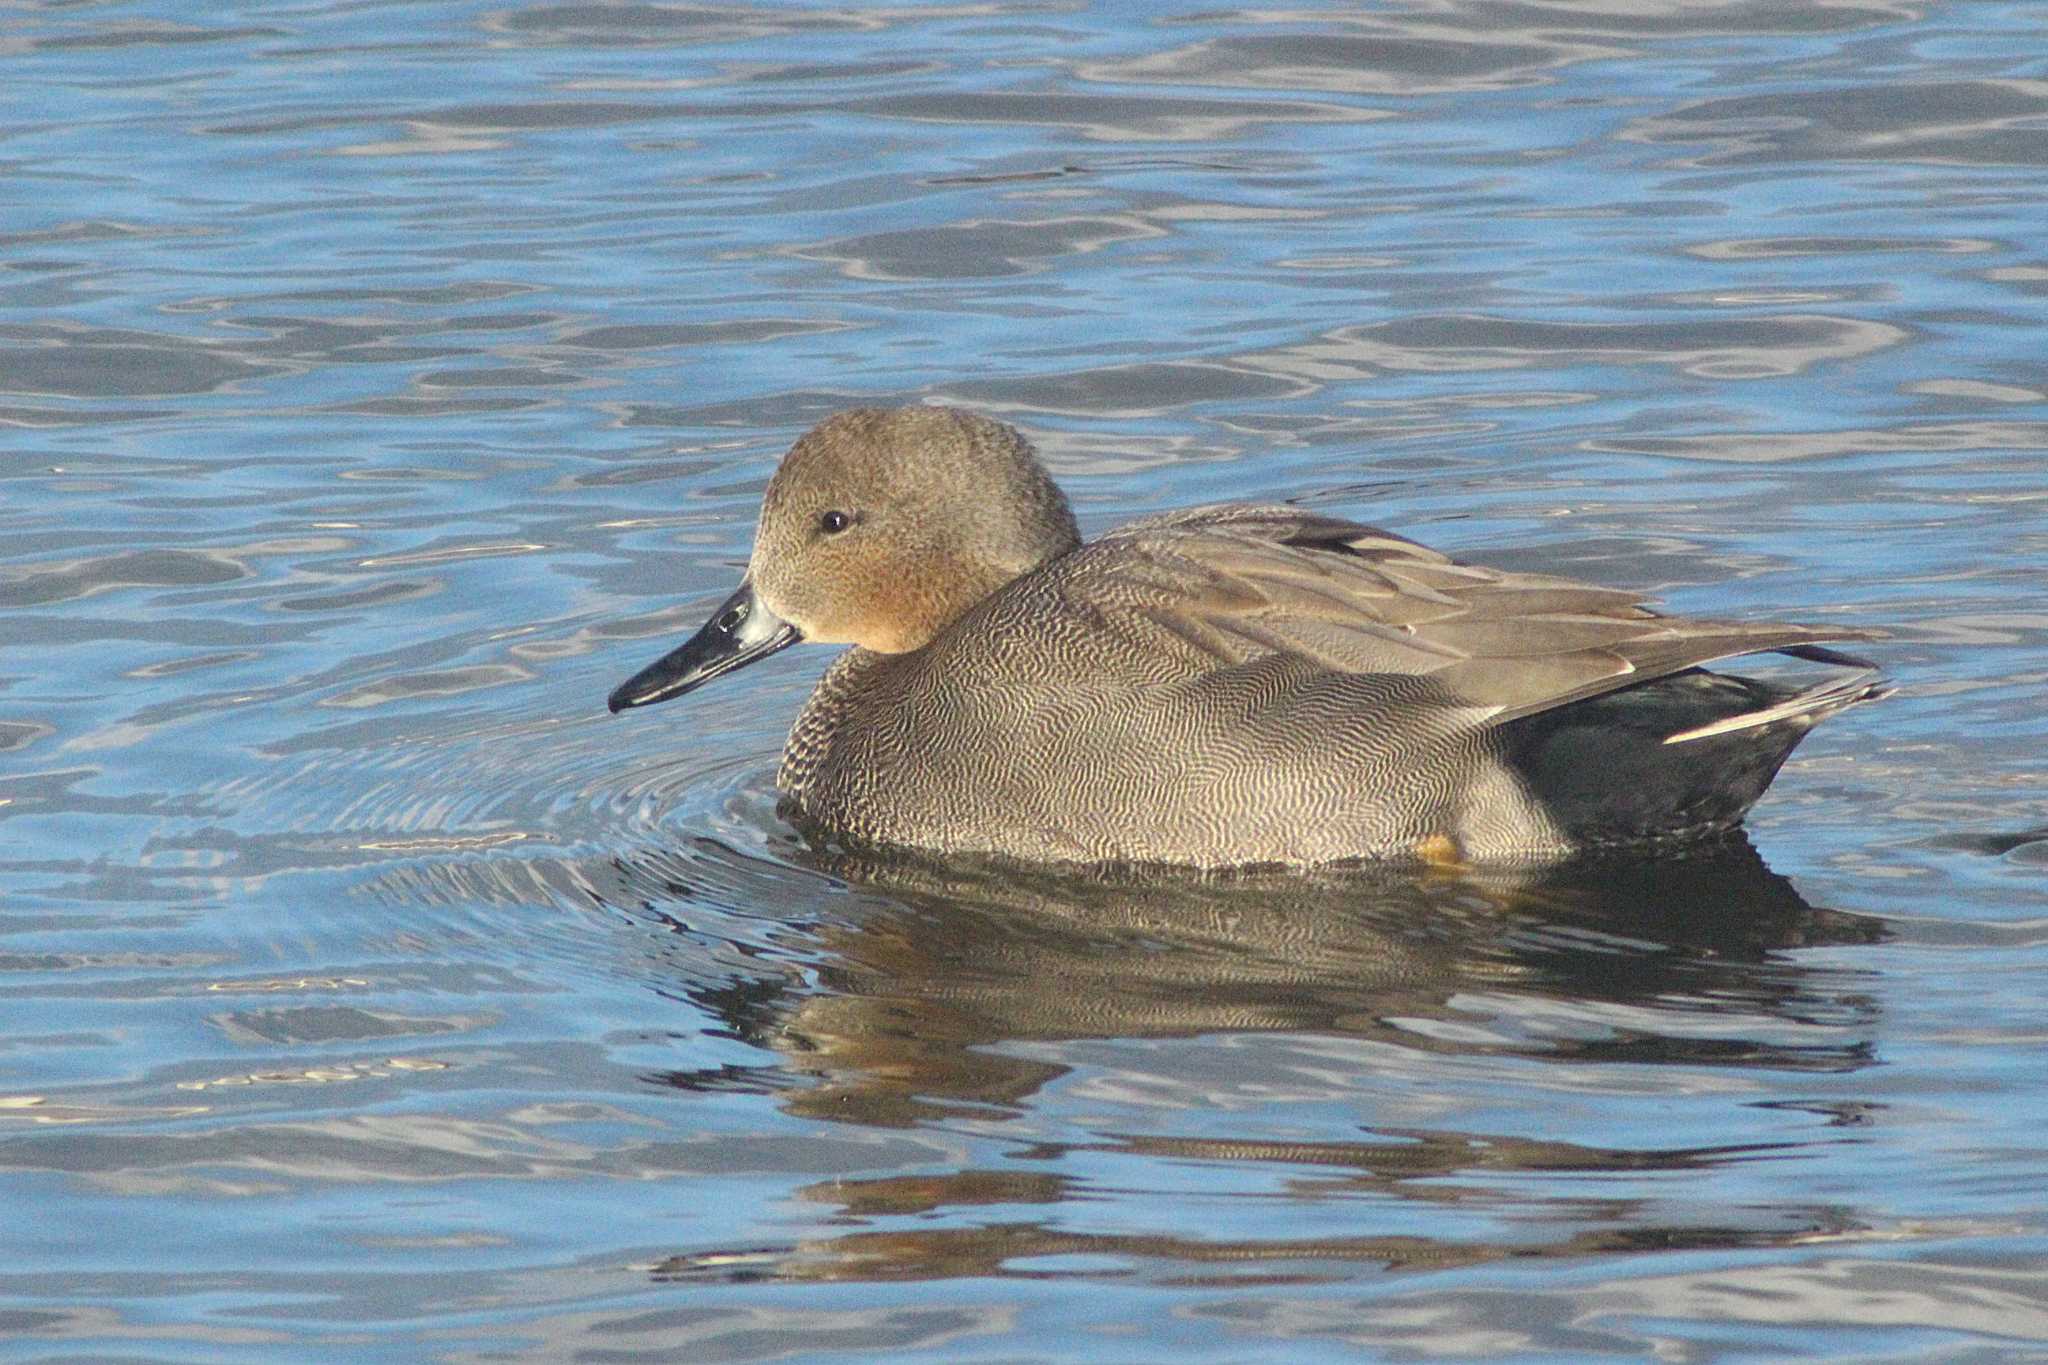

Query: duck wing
[{"left": 1076, "top": 504, "right": 1881, "bottom": 724}]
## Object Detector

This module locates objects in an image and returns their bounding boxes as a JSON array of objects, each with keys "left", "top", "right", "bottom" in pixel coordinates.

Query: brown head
[
  {"left": 608, "top": 406, "right": 1080, "bottom": 712},
  {"left": 749, "top": 406, "right": 1081, "bottom": 652}
]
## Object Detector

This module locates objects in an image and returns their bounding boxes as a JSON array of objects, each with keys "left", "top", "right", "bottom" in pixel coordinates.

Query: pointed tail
[{"left": 1664, "top": 649, "right": 1894, "bottom": 746}]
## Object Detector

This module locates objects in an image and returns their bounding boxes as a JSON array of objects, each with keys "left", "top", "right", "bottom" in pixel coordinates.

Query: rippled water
[{"left": 5, "top": 1, "right": 2047, "bottom": 1358}]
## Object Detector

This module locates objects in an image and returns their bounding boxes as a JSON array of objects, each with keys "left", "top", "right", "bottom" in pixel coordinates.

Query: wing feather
[{"left": 1078, "top": 504, "right": 1882, "bottom": 726}]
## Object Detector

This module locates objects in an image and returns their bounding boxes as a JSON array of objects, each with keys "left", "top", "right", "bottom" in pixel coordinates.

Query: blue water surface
[{"left": 3, "top": 1, "right": 2047, "bottom": 1359}]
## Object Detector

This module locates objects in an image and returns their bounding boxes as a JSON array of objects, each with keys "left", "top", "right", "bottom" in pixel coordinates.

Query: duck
[{"left": 607, "top": 405, "right": 1889, "bottom": 867}]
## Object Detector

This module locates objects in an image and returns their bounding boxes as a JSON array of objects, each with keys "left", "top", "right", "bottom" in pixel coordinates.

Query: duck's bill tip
[
  {"left": 606, "top": 660, "right": 691, "bottom": 713},
  {"left": 605, "top": 677, "right": 662, "bottom": 713}
]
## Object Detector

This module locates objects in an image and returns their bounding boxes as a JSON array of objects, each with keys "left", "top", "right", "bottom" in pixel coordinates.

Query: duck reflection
[
  {"left": 614, "top": 833, "right": 1886, "bottom": 1285},
  {"left": 653, "top": 1180, "right": 1862, "bottom": 1285},
  {"left": 728, "top": 836, "right": 1883, "bottom": 1127}
]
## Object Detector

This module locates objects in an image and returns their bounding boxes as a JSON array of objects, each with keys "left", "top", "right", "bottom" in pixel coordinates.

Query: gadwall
[{"left": 608, "top": 406, "right": 1889, "bottom": 866}]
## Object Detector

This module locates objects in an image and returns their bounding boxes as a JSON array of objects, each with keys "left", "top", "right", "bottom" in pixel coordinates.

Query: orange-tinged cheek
[
  {"left": 759, "top": 543, "right": 999, "bottom": 654},
  {"left": 757, "top": 572, "right": 934, "bottom": 652},
  {"left": 837, "top": 577, "right": 946, "bottom": 653}
]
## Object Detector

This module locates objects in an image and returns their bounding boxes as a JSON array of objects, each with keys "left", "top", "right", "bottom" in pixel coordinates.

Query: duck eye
[{"left": 818, "top": 509, "right": 853, "bottom": 535}]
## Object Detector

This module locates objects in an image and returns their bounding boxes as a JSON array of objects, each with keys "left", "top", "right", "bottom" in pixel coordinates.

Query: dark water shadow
[
  {"left": 630, "top": 834, "right": 1888, "bottom": 1284},
  {"left": 698, "top": 835, "right": 1885, "bottom": 1125}
]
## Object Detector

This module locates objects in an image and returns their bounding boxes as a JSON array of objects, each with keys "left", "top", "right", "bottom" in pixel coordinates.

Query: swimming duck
[{"left": 608, "top": 406, "right": 1888, "bottom": 866}]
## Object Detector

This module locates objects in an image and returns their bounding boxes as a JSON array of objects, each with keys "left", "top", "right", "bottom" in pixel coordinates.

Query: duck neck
[
  {"left": 881, "top": 537, "right": 1073, "bottom": 654},
  {"left": 779, "top": 646, "right": 891, "bottom": 799}
]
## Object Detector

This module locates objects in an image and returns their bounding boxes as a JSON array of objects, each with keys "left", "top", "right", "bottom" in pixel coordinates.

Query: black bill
[{"left": 607, "top": 579, "right": 801, "bottom": 713}]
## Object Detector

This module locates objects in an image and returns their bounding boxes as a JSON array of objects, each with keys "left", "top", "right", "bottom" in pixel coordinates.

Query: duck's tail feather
[{"left": 1663, "top": 657, "right": 1894, "bottom": 746}]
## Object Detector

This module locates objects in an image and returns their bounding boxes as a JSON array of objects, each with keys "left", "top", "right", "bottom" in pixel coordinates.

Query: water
[{"left": 4, "top": 1, "right": 2046, "bottom": 1358}]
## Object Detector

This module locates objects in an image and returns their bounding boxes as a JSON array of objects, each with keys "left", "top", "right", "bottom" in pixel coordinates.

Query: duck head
[{"left": 608, "top": 406, "right": 1081, "bottom": 712}]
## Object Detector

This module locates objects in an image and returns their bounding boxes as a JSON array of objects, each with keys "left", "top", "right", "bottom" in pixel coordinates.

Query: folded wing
[{"left": 1079, "top": 504, "right": 1881, "bottom": 725}]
